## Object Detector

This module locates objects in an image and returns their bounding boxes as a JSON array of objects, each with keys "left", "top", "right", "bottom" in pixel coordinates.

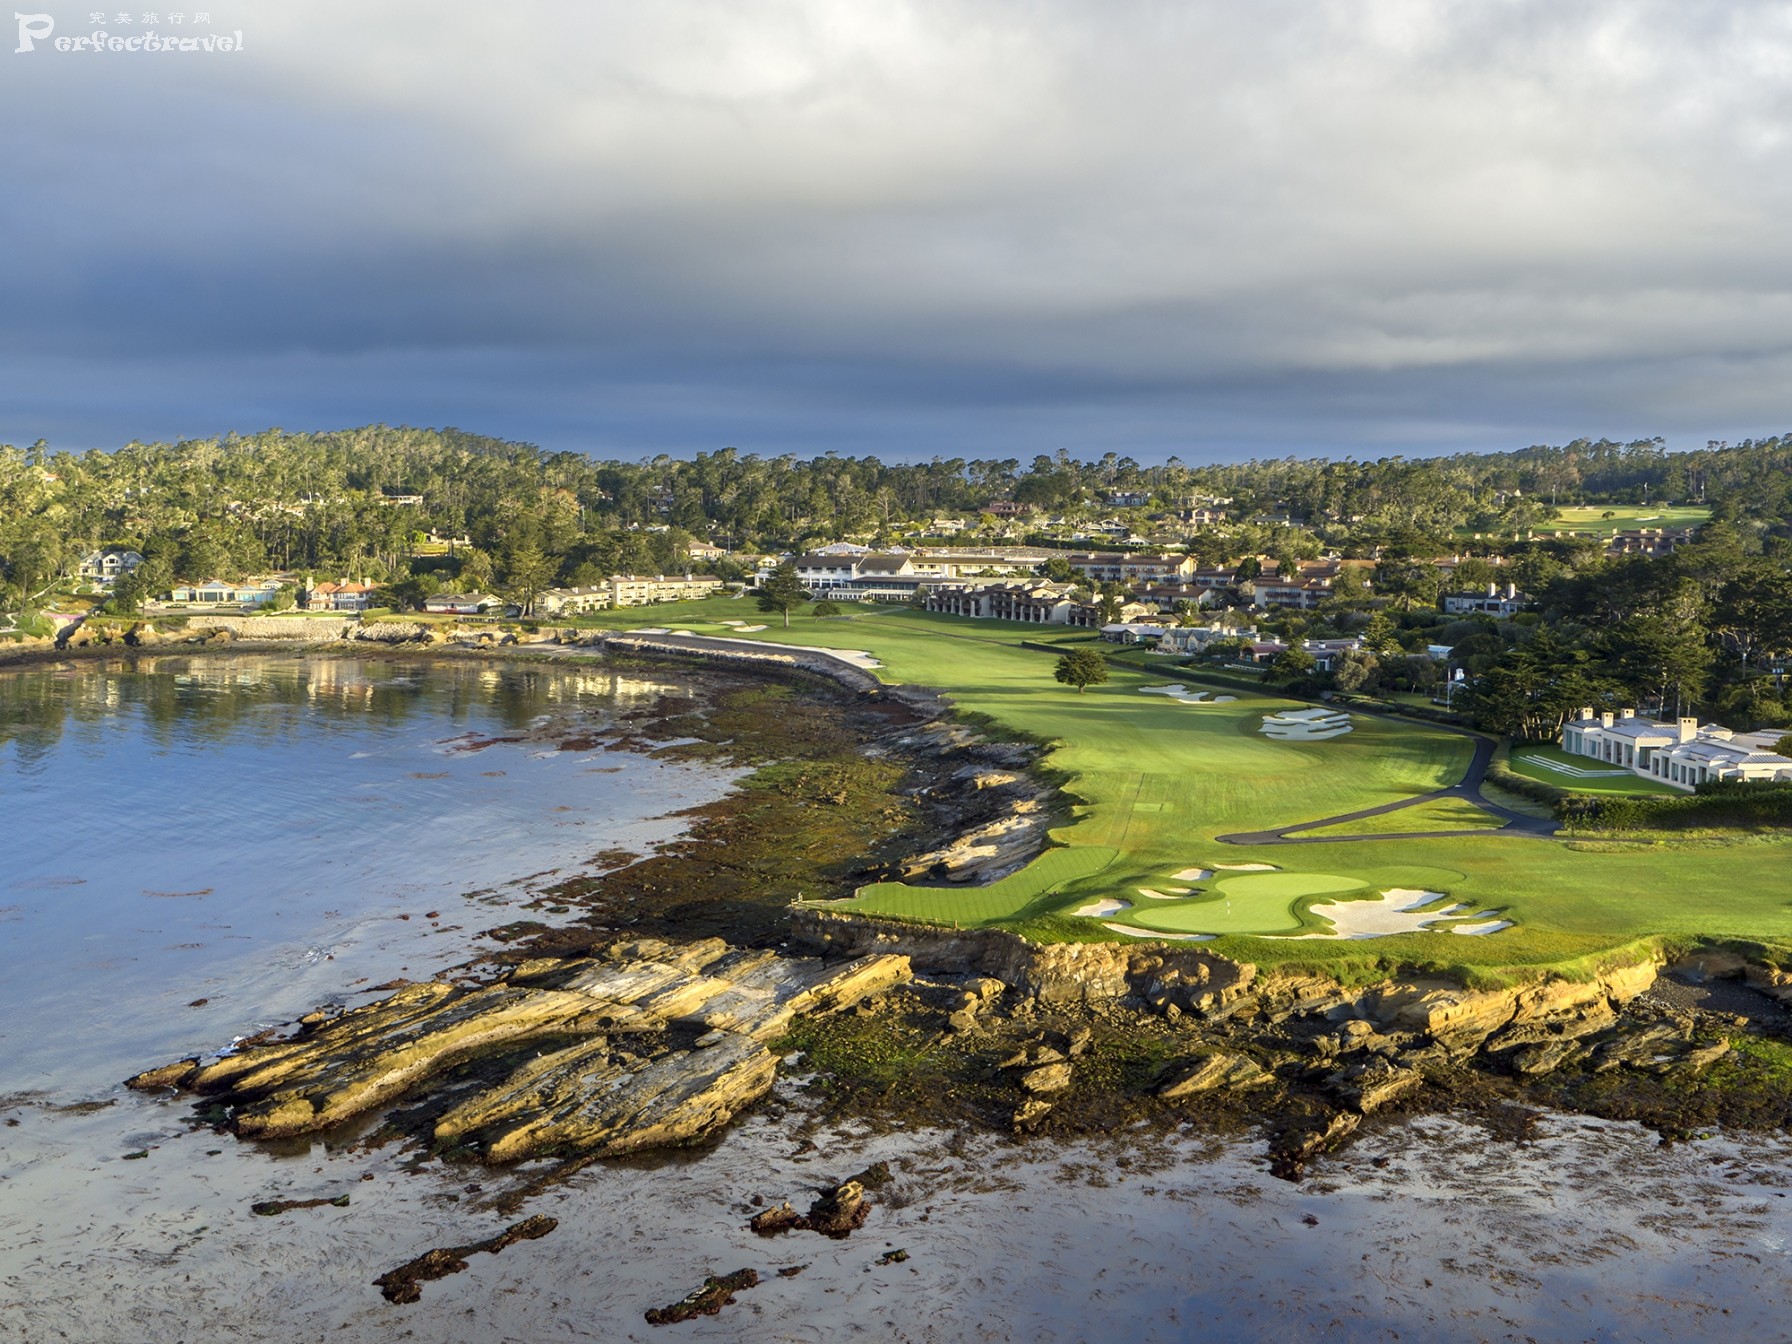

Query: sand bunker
[
  {"left": 1074, "top": 897, "right": 1132, "bottom": 918},
  {"left": 736, "top": 624, "right": 768, "bottom": 632},
  {"left": 1138, "top": 685, "right": 1237, "bottom": 706},
  {"left": 717, "top": 620, "right": 746, "bottom": 627},
  {"left": 1136, "top": 888, "right": 1192, "bottom": 900},
  {"left": 1102, "top": 922, "right": 1213, "bottom": 941},
  {"left": 1291, "top": 888, "right": 1513, "bottom": 940},
  {"left": 1261, "top": 708, "right": 1353, "bottom": 741},
  {"left": 1450, "top": 919, "right": 1515, "bottom": 936},
  {"left": 1214, "top": 863, "right": 1279, "bottom": 872},
  {"left": 1171, "top": 868, "right": 1213, "bottom": 881}
]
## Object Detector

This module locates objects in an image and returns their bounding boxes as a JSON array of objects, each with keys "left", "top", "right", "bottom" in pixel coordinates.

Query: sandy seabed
[{"left": 5, "top": 1073, "right": 1791, "bottom": 1344}]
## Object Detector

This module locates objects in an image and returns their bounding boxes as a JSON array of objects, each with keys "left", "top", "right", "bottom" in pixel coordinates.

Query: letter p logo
[{"left": 14, "top": 12, "right": 53, "bottom": 52}]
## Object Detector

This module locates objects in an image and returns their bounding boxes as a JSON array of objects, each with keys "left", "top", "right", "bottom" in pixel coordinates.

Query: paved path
[{"left": 1215, "top": 715, "right": 1559, "bottom": 846}]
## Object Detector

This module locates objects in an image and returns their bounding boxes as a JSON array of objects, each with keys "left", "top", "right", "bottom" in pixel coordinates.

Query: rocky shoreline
[{"left": 84, "top": 632, "right": 1792, "bottom": 1193}]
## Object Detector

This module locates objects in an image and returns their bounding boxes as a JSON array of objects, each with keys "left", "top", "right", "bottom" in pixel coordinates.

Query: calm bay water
[{"left": 0, "top": 652, "right": 739, "bottom": 1094}]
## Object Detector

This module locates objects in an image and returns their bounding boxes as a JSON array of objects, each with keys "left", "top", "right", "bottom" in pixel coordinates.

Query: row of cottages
[
  {"left": 1560, "top": 709, "right": 1792, "bottom": 791},
  {"left": 166, "top": 578, "right": 284, "bottom": 606},
  {"left": 924, "top": 581, "right": 1080, "bottom": 623},
  {"left": 534, "top": 574, "right": 726, "bottom": 615},
  {"left": 923, "top": 580, "right": 1153, "bottom": 627},
  {"left": 78, "top": 549, "right": 144, "bottom": 587},
  {"left": 1443, "top": 583, "right": 1529, "bottom": 618},
  {"left": 1606, "top": 527, "right": 1695, "bottom": 557}
]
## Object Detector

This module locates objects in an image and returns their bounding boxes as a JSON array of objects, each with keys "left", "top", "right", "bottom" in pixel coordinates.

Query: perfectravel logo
[{"left": 14, "top": 10, "right": 244, "bottom": 54}]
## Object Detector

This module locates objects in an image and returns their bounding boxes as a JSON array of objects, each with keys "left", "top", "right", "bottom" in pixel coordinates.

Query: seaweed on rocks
[
  {"left": 644, "top": 1268, "right": 759, "bottom": 1326},
  {"left": 373, "top": 1215, "right": 558, "bottom": 1304}
]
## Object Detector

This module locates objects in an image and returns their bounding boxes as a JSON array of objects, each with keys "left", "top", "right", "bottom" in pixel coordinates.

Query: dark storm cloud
[{"left": 3, "top": 0, "right": 1790, "bottom": 459}]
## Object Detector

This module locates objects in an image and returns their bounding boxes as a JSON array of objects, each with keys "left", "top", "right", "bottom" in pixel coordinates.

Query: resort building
[
  {"left": 1240, "top": 573, "right": 1333, "bottom": 610},
  {"left": 1560, "top": 709, "right": 1792, "bottom": 790},
  {"left": 923, "top": 581, "right": 1080, "bottom": 624},
  {"left": 534, "top": 574, "right": 725, "bottom": 614}
]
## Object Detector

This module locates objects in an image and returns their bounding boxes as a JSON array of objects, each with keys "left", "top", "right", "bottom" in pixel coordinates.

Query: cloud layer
[{"left": 3, "top": 0, "right": 1790, "bottom": 458}]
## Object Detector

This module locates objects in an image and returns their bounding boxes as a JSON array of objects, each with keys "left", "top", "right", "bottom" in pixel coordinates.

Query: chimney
[
  {"left": 1678, "top": 717, "right": 1698, "bottom": 743},
  {"left": 1578, "top": 706, "right": 1594, "bottom": 721},
  {"left": 1505, "top": 582, "right": 1517, "bottom": 599},
  {"left": 1600, "top": 712, "right": 1615, "bottom": 728},
  {"left": 1619, "top": 707, "right": 1636, "bottom": 721}
]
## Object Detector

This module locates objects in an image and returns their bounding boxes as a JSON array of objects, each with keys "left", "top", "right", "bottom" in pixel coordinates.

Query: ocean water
[{"left": 0, "top": 652, "right": 741, "bottom": 1093}]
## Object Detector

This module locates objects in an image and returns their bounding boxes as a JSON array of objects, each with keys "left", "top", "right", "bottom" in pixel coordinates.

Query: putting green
[{"left": 1122, "top": 872, "right": 1368, "bottom": 934}]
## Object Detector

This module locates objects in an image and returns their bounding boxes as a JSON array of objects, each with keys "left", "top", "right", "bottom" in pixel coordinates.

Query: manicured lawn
[
  {"left": 572, "top": 598, "right": 1792, "bottom": 972},
  {"left": 836, "top": 845, "right": 1118, "bottom": 925},
  {"left": 1509, "top": 744, "right": 1681, "bottom": 796},
  {"left": 1287, "top": 797, "right": 1507, "bottom": 837},
  {"left": 1544, "top": 504, "right": 1710, "bottom": 535}
]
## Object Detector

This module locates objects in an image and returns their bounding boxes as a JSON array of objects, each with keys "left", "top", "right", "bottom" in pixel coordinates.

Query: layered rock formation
[{"left": 128, "top": 939, "right": 911, "bottom": 1160}]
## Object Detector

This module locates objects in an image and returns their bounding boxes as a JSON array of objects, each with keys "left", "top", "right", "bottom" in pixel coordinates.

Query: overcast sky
[{"left": 3, "top": 1, "right": 1790, "bottom": 462}]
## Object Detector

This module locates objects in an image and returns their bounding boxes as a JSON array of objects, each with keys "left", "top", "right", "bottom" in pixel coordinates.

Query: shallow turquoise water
[{"left": 0, "top": 652, "right": 739, "bottom": 1093}]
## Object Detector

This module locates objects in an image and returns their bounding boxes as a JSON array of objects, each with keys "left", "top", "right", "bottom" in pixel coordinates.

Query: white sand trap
[
  {"left": 736, "top": 624, "right": 768, "bottom": 632},
  {"left": 1074, "top": 897, "right": 1132, "bottom": 918},
  {"left": 718, "top": 620, "right": 746, "bottom": 627},
  {"left": 1289, "top": 888, "right": 1514, "bottom": 940},
  {"left": 1212, "top": 695, "right": 1237, "bottom": 703},
  {"left": 1103, "top": 922, "right": 1213, "bottom": 941},
  {"left": 1450, "top": 918, "right": 1514, "bottom": 936},
  {"left": 1214, "top": 863, "right": 1280, "bottom": 872},
  {"left": 1139, "top": 685, "right": 1212, "bottom": 704},
  {"left": 1261, "top": 708, "right": 1354, "bottom": 741},
  {"left": 630, "top": 627, "right": 671, "bottom": 635},
  {"left": 1268, "top": 709, "right": 1347, "bottom": 741},
  {"left": 1136, "top": 888, "right": 1191, "bottom": 900},
  {"left": 1172, "top": 868, "right": 1213, "bottom": 881}
]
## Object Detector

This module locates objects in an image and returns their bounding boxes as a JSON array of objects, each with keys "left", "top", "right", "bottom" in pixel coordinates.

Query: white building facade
[{"left": 1561, "top": 708, "right": 1792, "bottom": 791}]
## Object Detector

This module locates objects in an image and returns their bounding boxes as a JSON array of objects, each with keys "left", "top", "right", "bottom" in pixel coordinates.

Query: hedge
[{"left": 1561, "top": 780, "right": 1792, "bottom": 833}]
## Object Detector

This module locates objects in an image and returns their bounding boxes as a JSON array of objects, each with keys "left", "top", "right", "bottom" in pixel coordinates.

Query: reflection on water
[{"left": 0, "top": 653, "right": 740, "bottom": 1093}]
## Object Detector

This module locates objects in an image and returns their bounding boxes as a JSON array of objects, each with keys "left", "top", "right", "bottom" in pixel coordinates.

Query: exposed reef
[{"left": 129, "top": 939, "right": 911, "bottom": 1161}]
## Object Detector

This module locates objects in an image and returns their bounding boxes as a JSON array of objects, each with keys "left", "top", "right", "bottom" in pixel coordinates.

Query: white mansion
[{"left": 1560, "top": 708, "right": 1792, "bottom": 791}]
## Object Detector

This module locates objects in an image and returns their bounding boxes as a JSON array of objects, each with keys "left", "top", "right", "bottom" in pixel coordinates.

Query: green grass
[
  {"left": 1509, "top": 744, "right": 1681, "bottom": 797},
  {"left": 1544, "top": 504, "right": 1710, "bottom": 536},
  {"left": 834, "top": 845, "right": 1119, "bottom": 925},
  {"left": 570, "top": 597, "right": 1792, "bottom": 971},
  {"left": 1287, "top": 797, "right": 1508, "bottom": 837}
]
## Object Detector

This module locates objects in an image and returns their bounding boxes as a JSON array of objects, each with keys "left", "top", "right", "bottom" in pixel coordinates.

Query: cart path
[{"left": 1217, "top": 731, "right": 1559, "bottom": 845}]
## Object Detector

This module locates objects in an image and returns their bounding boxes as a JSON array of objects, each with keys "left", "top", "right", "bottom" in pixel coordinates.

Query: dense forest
[{"left": 2, "top": 424, "right": 1790, "bottom": 736}]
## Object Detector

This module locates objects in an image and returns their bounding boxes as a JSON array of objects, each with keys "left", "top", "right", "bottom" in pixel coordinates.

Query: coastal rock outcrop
[
  {"left": 128, "top": 939, "right": 912, "bottom": 1160},
  {"left": 1157, "top": 1051, "right": 1271, "bottom": 1098}
]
